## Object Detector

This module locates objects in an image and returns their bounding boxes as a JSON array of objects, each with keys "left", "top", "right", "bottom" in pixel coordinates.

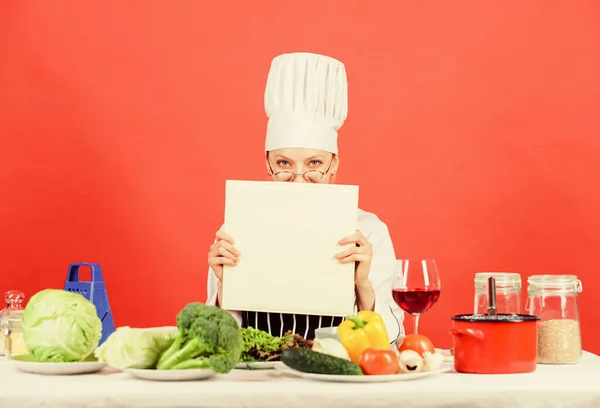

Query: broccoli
[{"left": 156, "top": 302, "right": 242, "bottom": 373}]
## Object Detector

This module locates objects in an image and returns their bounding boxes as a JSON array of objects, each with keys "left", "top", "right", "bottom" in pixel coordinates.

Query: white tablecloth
[{"left": 1, "top": 352, "right": 600, "bottom": 408}]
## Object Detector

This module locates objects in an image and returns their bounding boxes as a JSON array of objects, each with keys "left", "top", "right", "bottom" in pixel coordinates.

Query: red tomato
[
  {"left": 398, "top": 334, "right": 435, "bottom": 356},
  {"left": 358, "top": 348, "right": 399, "bottom": 375}
]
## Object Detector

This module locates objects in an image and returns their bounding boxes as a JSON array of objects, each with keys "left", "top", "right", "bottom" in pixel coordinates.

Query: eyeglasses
[{"left": 267, "top": 155, "right": 334, "bottom": 183}]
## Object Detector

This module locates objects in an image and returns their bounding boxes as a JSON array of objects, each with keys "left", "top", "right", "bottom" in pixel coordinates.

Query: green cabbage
[
  {"left": 22, "top": 289, "right": 102, "bottom": 362},
  {"left": 94, "top": 326, "right": 179, "bottom": 369}
]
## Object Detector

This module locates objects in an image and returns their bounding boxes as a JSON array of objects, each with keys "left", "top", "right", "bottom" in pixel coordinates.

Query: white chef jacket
[{"left": 205, "top": 208, "right": 405, "bottom": 344}]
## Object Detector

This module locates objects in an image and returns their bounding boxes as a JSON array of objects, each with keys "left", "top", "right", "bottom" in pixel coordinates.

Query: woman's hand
[
  {"left": 207, "top": 230, "right": 240, "bottom": 282},
  {"left": 335, "top": 230, "right": 373, "bottom": 285}
]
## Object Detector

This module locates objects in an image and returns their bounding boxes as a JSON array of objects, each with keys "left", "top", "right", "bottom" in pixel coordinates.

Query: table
[{"left": 1, "top": 352, "right": 600, "bottom": 408}]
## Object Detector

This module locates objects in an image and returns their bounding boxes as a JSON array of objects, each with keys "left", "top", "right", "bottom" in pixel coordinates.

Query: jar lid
[
  {"left": 474, "top": 272, "right": 522, "bottom": 285},
  {"left": 4, "top": 290, "right": 25, "bottom": 305},
  {"left": 7, "top": 317, "right": 23, "bottom": 330},
  {"left": 527, "top": 274, "right": 582, "bottom": 292}
]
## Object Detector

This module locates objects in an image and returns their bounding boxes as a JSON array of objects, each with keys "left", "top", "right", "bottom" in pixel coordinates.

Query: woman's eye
[
  {"left": 277, "top": 160, "right": 290, "bottom": 167},
  {"left": 309, "top": 160, "right": 322, "bottom": 166}
]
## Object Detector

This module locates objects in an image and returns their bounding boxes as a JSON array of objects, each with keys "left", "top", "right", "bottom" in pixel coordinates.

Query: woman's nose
[{"left": 292, "top": 166, "right": 307, "bottom": 183}]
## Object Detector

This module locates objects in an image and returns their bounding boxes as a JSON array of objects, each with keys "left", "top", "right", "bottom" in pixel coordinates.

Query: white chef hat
[{"left": 264, "top": 52, "right": 348, "bottom": 154}]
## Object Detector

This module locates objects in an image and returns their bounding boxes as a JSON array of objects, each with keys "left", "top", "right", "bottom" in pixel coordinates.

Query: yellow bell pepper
[{"left": 338, "top": 311, "right": 390, "bottom": 364}]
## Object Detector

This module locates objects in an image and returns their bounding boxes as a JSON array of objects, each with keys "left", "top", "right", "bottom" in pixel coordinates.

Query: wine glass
[{"left": 392, "top": 259, "right": 441, "bottom": 335}]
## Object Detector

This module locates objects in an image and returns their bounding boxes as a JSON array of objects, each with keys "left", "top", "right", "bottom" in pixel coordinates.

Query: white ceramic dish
[
  {"left": 314, "top": 326, "right": 339, "bottom": 341},
  {"left": 10, "top": 354, "right": 106, "bottom": 375},
  {"left": 438, "top": 348, "right": 454, "bottom": 363},
  {"left": 125, "top": 368, "right": 215, "bottom": 381},
  {"left": 235, "top": 361, "right": 282, "bottom": 369},
  {"left": 277, "top": 364, "right": 451, "bottom": 383}
]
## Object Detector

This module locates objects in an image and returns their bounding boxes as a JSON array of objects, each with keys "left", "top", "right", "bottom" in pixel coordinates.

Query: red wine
[{"left": 392, "top": 289, "right": 441, "bottom": 314}]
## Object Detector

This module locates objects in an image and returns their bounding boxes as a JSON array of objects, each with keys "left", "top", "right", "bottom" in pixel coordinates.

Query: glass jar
[
  {"left": 526, "top": 275, "right": 583, "bottom": 364},
  {"left": 474, "top": 272, "right": 522, "bottom": 314},
  {"left": 0, "top": 290, "right": 25, "bottom": 356},
  {"left": 3, "top": 311, "right": 27, "bottom": 358}
]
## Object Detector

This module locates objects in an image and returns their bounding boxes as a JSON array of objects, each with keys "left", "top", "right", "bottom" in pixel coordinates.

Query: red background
[{"left": 1, "top": 1, "right": 599, "bottom": 353}]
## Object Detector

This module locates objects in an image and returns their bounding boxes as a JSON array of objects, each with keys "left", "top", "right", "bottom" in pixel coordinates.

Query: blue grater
[{"left": 63, "top": 262, "right": 115, "bottom": 345}]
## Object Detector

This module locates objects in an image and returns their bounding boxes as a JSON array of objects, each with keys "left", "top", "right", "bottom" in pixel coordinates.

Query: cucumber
[{"left": 282, "top": 348, "right": 363, "bottom": 375}]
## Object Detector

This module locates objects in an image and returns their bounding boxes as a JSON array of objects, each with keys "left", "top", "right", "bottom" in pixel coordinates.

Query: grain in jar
[
  {"left": 526, "top": 275, "right": 583, "bottom": 364},
  {"left": 537, "top": 319, "right": 581, "bottom": 364}
]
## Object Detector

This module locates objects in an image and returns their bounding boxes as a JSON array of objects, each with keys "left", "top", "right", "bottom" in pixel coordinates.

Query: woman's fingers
[
  {"left": 209, "top": 256, "right": 236, "bottom": 267},
  {"left": 208, "top": 230, "right": 238, "bottom": 283},
  {"left": 338, "top": 230, "right": 370, "bottom": 247},
  {"left": 335, "top": 246, "right": 362, "bottom": 260},
  {"left": 336, "top": 231, "right": 372, "bottom": 265},
  {"left": 216, "top": 239, "right": 240, "bottom": 257},
  {"left": 338, "top": 233, "right": 360, "bottom": 245},
  {"left": 335, "top": 246, "right": 372, "bottom": 262},
  {"left": 338, "top": 253, "right": 371, "bottom": 264},
  {"left": 209, "top": 242, "right": 239, "bottom": 262},
  {"left": 217, "top": 245, "right": 238, "bottom": 262},
  {"left": 216, "top": 230, "right": 235, "bottom": 244}
]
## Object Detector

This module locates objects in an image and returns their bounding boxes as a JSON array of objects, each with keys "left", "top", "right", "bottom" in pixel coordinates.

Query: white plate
[
  {"left": 277, "top": 364, "right": 451, "bottom": 383},
  {"left": 438, "top": 348, "right": 454, "bottom": 363},
  {"left": 125, "top": 368, "right": 215, "bottom": 381},
  {"left": 10, "top": 354, "right": 106, "bottom": 375},
  {"left": 235, "top": 361, "right": 282, "bottom": 370}
]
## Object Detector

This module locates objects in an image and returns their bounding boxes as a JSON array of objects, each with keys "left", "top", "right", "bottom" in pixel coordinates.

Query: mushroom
[{"left": 398, "top": 349, "right": 425, "bottom": 373}]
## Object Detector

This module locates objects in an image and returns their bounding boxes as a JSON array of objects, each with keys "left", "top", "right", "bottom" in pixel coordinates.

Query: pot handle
[{"left": 449, "top": 328, "right": 485, "bottom": 340}]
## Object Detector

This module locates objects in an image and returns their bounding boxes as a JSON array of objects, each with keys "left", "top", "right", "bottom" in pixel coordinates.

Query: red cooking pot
[{"left": 450, "top": 313, "right": 540, "bottom": 374}]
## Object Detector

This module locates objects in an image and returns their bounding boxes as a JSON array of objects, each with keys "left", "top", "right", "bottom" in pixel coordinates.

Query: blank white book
[{"left": 221, "top": 180, "right": 358, "bottom": 317}]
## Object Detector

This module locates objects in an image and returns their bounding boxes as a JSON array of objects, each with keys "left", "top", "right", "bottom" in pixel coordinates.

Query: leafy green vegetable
[
  {"left": 241, "top": 327, "right": 287, "bottom": 362},
  {"left": 94, "top": 326, "right": 179, "bottom": 369},
  {"left": 156, "top": 302, "right": 242, "bottom": 373},
  {"left": 240, "top": 327, "right": 313, "bottom": 362},
  {"left": 22, "top": 289, "right": 102, "bottom": 363}
]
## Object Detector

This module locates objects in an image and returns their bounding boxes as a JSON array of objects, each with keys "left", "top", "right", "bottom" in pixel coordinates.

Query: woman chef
[{"left": 206, "top": 52, "right": 404, "bottom": 344}]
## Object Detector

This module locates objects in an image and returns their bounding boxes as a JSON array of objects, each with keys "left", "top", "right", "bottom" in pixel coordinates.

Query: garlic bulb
[
  {"left": 422, "top": 350, "right": 444, "bottom": 371},
  {"left": 312, "top": 338, "right": 351, "bottom": 360}
]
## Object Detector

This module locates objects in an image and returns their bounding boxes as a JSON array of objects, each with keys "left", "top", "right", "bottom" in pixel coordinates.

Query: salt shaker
[
  {"left": 4, "top": 310, "right": 27, "bottom": 358},
  {"left": 526, "top": 275, "right": 583, "bottom": 364},
  {"left": 0, "top": 290, "right": 25, "bottom": 356}
]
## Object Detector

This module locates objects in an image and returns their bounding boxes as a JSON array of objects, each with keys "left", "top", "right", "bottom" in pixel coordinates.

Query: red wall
[{"left": 1, "top": 1, "right": 599, "bottom": 353}]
